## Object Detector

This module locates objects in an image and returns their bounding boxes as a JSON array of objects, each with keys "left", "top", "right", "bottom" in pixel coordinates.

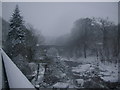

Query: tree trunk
[
  {"left": 103, "top": 29, "right": 109, "bottom": 60},
  {"left": 117, "top": 25, "right": 120, "bottom": 56},
  {"left": 36, "top": 63, "right": 40, "bottom": 81},
  {"left": 83, "top": 43, "right": 87, "bottom": 58}
]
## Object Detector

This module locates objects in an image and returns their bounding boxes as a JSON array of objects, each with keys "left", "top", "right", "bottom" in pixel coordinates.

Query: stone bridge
[
  {"left": 33, "top": 45, "right": 67, "bottom": 60},
  {"left": 36, "top": 45, "right": 66, "bottom": 53}
]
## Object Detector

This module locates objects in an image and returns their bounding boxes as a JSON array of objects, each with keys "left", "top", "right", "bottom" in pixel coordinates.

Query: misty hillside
[{"left": 2, "top": 18, "right": 9, "bottom": 49}]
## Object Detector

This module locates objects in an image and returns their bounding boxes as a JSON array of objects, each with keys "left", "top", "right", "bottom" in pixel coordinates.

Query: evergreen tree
[{"left": 6, "top": 5, "right": 28, "bottom": 58}]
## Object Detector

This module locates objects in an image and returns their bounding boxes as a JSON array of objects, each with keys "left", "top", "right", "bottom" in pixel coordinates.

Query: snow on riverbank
[
  {"left": 72, "top": 64, "right": 93, "bottom": 73},
  {"left": 30, "top": 56, "right": 118, "bottom": 88},
  {"left": 99, "top": 62, "right": 118, "bottom": 82},
  {"left": 64, "top": 56, "right": 118, "bottom": 83}
]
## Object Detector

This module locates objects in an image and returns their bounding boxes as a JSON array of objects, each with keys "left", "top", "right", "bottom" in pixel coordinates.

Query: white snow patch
[
  {"left": 72, "top": 64, "right": 92, "bottom": 73},
  {"left": 75, "top": 79, "right": 84, "bottom": 87},
  {"left": 53, "top": 82, "right": 69, "bottom": 88},
  {"left": 99, "top": 62, "right": 118, "bottom": 82}
]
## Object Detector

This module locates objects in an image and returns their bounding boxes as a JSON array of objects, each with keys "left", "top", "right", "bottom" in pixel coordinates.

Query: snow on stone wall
[
  {"left": 0, "top": 48, "right": 35, "bottom": 88},
  {"left": 0, "top": 49, "right": 2, "bottom": 89}
]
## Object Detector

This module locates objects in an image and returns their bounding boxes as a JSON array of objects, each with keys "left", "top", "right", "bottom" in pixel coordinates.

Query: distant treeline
[{"left": 56, "top": 17, "right": 119, "bottom": 62}]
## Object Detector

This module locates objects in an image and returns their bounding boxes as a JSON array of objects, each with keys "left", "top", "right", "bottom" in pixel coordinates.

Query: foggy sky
[{"left": 2, "top": 2, "right": 118, "bottom": 37}]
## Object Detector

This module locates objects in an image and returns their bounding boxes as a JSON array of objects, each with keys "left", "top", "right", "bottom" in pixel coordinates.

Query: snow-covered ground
[
  {"left": 66, "top": 56, "right": 118, "bottom": 83},
  {"left": 30, "top": 55, "right": 119, "bottom": 88},
  {"left": 99, "top": 62, "right": 118, "bottom": 82},
  {"left": 53, "top": 82, "right": 69, "bottom": 88},
  {"left": 31, "top": 63, "right": 45, "bottom": 87}
]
